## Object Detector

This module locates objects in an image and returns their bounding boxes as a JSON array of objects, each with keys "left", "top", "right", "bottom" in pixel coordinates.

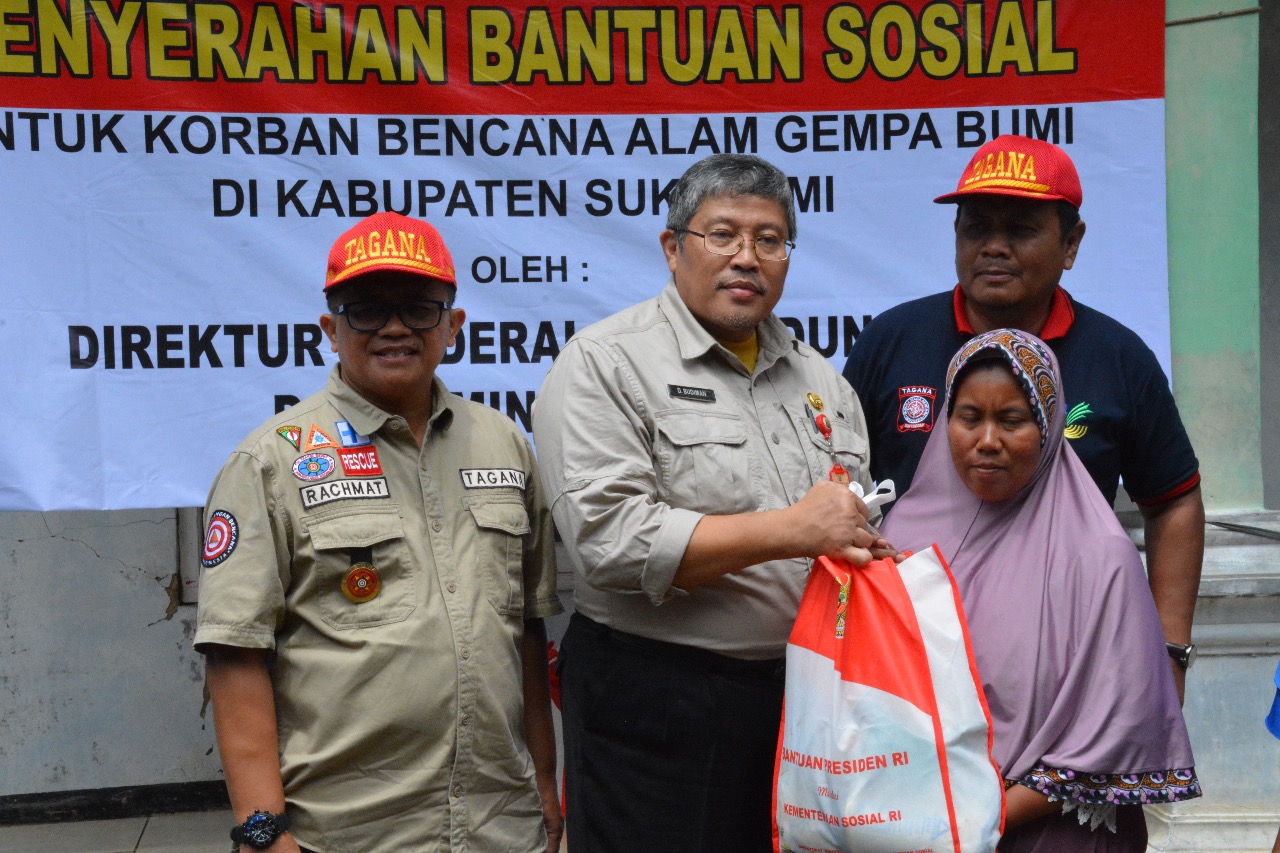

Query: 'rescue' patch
[
  {"left": 896, "top": 386, "right": 937, "bottom": 433},
  {"left": 293, "top": 453, "right": 336, "bottom": 481},
  {"left": 304, "top": 424, "right": 338, "bottom": 451},
  {"left": 300, "top": 477, "right": 391, "bottom": 509},
  {"left": 201, "top": 510, "right": 239, "bottom": 568},
  {"left": 460, "top": 468, "right": 527, "bottom": 489},
  {"left": 338, "top": 446, "right": 383, "bottom": 477}
]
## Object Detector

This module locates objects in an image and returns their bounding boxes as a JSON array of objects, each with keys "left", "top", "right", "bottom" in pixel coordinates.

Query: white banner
[{"left": 0, "top": 1, "right": 1166, "bottom": 510}]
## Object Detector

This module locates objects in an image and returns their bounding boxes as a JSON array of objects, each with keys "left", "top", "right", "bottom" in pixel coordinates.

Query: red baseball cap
[
  {"left": 324, "top": 211, "right": 457, "bottom": 291},
  {"left": 934, "top": 135, "right": 1082, "bottom": 210}
]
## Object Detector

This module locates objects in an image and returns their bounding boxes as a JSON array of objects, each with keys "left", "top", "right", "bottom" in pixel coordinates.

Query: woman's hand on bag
[{"left": 790, "top": 480, "right": 887, "bottom": 565}]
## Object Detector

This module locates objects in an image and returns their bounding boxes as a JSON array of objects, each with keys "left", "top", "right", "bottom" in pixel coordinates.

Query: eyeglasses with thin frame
[
  {"left": 681, "top": 228, "right": 795, "bottom": 262},
  {"left": 336, "top": 300, "right": 451, "bottom": 332}
]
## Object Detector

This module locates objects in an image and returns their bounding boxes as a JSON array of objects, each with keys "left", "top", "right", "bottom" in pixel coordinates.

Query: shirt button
[
  {"left": 461, "top": 713, "right": 471, "bottom": 726},
  {"left": 771, "top": 433, "right": 780, "bottom": 444},
  {"left": 431, "top": 520, "right": 442, "bottom": 532},
  {"left": 461, "top": 648, "right": 470, "bottom": 660},
  {"left": 447, "top": 581, "right": 457, "bottom": 593},
  {"left": 453, "top": 785, "right": 463, "bottom": 797}
]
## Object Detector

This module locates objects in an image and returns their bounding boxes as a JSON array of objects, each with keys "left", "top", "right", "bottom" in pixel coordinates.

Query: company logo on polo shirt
[
  {"left": 460, "top": 468, "right": 526, "bottom": 489},
  {"left": 1064, "top": 402, "right": 1092, "bottom": 439},
  {"left": 896, "top": 386, "right": 937, "bottom": 433},
  {"left": 300, "top": 477, "right": 391, "bottom": 509}
]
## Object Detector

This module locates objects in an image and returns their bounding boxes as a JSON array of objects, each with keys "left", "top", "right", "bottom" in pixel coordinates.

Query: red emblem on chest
[
  {"left": 896, "top": 386, "right": 937, "bottom": 433},
  {"left": 338, "top": 446, "right": 383, "bottom": 476}
]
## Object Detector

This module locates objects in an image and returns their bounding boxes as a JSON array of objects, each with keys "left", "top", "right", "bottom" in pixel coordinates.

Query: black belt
[{"left": 571, "top": 612, "right": 785, "bottom": 680}]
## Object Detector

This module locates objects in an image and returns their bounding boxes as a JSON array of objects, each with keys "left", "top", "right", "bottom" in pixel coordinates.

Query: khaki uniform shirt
[
  {"left": 195, "top": 367, "right": 562, "bottom": 853},
  {"left": 533, "top": 280, "right": 874, "bottom": 659}
]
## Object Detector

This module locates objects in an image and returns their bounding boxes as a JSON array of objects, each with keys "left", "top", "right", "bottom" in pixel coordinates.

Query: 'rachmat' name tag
[{"left": 300, "top": 477, "right": 391, "bottom": 509}]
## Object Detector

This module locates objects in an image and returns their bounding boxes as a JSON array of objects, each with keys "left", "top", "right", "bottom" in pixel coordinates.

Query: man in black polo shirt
[{"left": 844, "top": 134, "right": 1203, "bottom": 699}]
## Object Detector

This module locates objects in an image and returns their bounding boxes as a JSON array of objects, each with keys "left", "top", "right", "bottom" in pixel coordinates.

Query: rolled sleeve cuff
[
  {"left": 193, "top": 622, "right": 277, "bottom": 654},
  {"left": 641, "top": 507, "right": 703, "bottom": 605}
]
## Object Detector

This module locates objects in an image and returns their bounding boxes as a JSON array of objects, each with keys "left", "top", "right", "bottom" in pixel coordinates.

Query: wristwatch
[
  {"left": 230, "top": 810, "right": 290, "bottom": 850},
  {"left": 1166, "top": 641, "right": 1197, "bottom": 670}
]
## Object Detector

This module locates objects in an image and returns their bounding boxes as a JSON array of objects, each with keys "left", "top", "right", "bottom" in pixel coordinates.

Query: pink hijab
[{"left": 882, "top": 329, "right": 1196, "bottom": 785}]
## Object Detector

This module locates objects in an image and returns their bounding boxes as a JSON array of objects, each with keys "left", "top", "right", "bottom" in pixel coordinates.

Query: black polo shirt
[{"left": 842, "top": 286, "right": 1200, "bottom": 512}]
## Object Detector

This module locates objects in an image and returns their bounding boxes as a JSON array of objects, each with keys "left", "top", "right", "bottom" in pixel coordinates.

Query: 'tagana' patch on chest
[{"left": 459, "top": 468, "right": 526, "bottom": 489}]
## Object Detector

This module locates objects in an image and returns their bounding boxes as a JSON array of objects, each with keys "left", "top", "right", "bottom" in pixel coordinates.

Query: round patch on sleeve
[{"left": 201, "top": 510, "right": 239, "bottom": 567}]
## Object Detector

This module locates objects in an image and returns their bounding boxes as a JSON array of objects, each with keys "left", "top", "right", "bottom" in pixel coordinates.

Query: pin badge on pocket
[{"left": 343, "top": 563, "right": 382, "bottom": 603}]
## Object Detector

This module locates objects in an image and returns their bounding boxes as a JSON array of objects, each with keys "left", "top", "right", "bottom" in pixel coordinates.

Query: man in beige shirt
[
  {"left": 195, "top": 212, "right": 563, "bottom": 853},
  {"left": 533, "top": 153, "right": 888, "bottom": 853}
]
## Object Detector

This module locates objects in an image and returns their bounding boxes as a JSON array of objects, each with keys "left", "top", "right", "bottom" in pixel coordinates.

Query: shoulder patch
[
  {"left": 460, "top": 468, "right": 527, "bottom": 489},
  {"left": 201, "top": 510, "right": 238, "bottom": 568}
]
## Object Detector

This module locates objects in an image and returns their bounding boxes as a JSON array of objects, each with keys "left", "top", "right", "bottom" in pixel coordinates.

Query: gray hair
[{"left": 665, "top": 154, "right": 796, "bottom": 248}]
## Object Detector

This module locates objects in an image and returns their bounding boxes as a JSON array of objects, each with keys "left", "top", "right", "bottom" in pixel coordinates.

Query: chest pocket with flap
[
  {"left": 305, "top": 505, "right": 416, "bottom": 629},
  {"left": 653, "top": 409, "right": 756, "bottom": 514},
  {"left": 465, "top": 498, "right": 530, "bottom": 618}
]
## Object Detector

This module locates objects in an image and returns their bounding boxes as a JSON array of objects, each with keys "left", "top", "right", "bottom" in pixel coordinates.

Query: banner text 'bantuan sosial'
[{"left": 0, "top": 0, "right": 1146, "bottom": 115}]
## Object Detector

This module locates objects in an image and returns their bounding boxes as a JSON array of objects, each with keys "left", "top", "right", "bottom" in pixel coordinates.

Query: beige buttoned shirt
[
  {"left": 195, "top": 367, "right": 561, "bottom": 853},
  {"left": 532, "top": 280, "right": 874, "bottom": 659}
]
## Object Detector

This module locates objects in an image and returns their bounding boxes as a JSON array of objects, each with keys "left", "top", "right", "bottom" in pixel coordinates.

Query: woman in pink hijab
[{"left": 882, "top": 328, "right": 1200, "bottom": 851}]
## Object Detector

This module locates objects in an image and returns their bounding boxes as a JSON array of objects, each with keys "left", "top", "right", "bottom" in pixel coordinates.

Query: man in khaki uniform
[
  {"left": 533, "top": 153, "right": 888, "bottom": 853},
  {"left": 195, "top": 212, "right": 563, "bottom": 853}
]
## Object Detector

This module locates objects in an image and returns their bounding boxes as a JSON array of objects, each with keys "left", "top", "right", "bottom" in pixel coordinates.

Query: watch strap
[
  {"left": 1166, "top": 641, "right": 1196, "bottom": 669},
  {"left": 230, "top": 810, "right": 290, "bottom": 848}
]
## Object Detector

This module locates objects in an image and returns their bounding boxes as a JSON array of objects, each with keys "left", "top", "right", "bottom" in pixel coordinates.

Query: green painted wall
[{"left": 1165, "top": 1, "right": 1262, "bottom": 509}]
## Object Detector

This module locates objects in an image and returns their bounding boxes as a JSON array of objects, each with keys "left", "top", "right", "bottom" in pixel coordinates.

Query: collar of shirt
[
  {"left": 950, "top": 284, "right": 1077, "bottom": 340},
  {"left": 325, "top": 365, "right": 456, "bottom": 438},
  {"left": 657, "top": 278, "right": 799, "bottom": 373}
]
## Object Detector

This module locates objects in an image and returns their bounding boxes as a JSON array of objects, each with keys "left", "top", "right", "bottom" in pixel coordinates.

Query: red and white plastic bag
[{"left": 773, "top": 547, "right": 1004, "bottom": 853}]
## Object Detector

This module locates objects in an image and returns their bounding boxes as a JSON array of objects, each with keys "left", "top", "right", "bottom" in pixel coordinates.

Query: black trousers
[{"left": 559, "top": 613, "right": 785, "bottom": 853}]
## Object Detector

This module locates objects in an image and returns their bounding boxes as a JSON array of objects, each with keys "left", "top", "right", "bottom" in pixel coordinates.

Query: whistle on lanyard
[{"left": 805, "top": 397, "right": 849, "bottom": 484}]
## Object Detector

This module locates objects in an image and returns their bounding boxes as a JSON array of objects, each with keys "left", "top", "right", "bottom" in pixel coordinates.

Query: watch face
[{"left": 244, "top": 814, "right": 280, "bottom": 848}]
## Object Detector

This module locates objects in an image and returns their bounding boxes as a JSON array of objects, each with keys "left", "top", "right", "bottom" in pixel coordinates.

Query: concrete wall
[
  {"left": 0, "top": 510, "right": 219, "bottom": 797},
  {"left": 1166, "top": 0, "right": 1263, "bottom": 509},
  {"left": 1156, "top": 4, "right": 1280, "bottom": 850}
]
